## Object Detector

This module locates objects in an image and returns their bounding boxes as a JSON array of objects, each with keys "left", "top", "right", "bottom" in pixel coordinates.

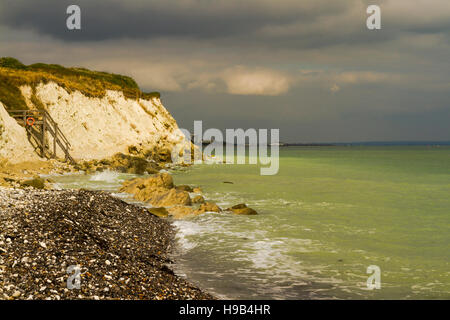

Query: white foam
[{"left": 89, "top": 170, "right": 121, "bottom": 183}]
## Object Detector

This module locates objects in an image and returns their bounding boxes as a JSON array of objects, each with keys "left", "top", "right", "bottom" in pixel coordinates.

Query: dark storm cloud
[
  {"left": 0, "top": 0, "right": 343, "bottom": 41},
  {"left": 1, "top": 0, "right": 448, "bottom": 51},
  {"left": 2, "top": 0, "right": 448, "bottom": 51},
  {"left": 0, "top": 0, "right": 388, "bottom": 49}
]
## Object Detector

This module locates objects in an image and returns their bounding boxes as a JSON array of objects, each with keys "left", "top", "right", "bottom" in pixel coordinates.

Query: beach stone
[
  {"left": 147, "top": 207, "right": 169, "bottom": 218},
  {"left": 20, "top": 177, "right": 46, "bottom": 189},
  {"left": 226, "top": 203, "right": 258, "bottom": 215}
]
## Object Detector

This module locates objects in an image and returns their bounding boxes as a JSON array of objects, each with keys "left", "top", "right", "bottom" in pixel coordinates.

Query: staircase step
[{"left": 8, "top": 109, "right": 76, "bottom": 164}]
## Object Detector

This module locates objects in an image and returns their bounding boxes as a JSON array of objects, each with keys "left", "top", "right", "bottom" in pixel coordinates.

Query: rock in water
[
  {"left": 192, "top": 195, "right": 205, "bottom": 204},
  {"left": 226, "top": 203, "right": 258, "bottom": 215},
  {"left": 120, "top": 173, "right": 191, "bottom": 206},
  {"left": 175, "top": 185, "right": 194, "bottom": 192},
  {"left": 192, "top": 187, "right": 202, "bottom": 194},
  {"left": 196, "top": 202, "right": 222, "bottom": 214},
  {"left": 167, "top": 206, "right": 196, "bottom": 219},
  {"left": 121, "top": 173, "right": 174, "bottom": 192},
  {"left": 144, "top": 188, "right": 192, "bottom": 207}
]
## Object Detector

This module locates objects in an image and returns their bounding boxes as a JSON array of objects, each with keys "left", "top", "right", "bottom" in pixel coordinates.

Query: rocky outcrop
[
  {"left": 120, "top": 173, "right": 191, "bottom": 207},
  {"left": 167, "top": 202, "right": 222, "bottom": 219},
  {"left": 121, "top": 173, "right": 258, "bottom": 219},
  {"left": 167, "top": 206, "right": 197, "bottom": 219},
  {"left": 121, "top": 172, "right": 174, "bottom": 193},
  {"left": 121, "top": 173, "right": 217, "bottom": 219},
  {"left": 143, "top": 188, "right": 192, "bottom": 207},
  {"left": 76, "top": 153, "right": 162, "bottom": 175}
]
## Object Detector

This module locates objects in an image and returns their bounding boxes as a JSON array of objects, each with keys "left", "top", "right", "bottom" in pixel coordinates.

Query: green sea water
[{"left": 52, "top": 146, "right": 450, "bottom": 299}]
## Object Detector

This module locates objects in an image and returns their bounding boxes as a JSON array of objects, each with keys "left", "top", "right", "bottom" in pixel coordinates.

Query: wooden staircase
[{"left": 9, "top": 109, "right": 76, "bottom": 164}]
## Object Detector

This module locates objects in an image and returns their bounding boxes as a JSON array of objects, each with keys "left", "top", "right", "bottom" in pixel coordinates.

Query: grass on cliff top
[{"left": 0, "top": 57, "right": 160, "bottom": 111}]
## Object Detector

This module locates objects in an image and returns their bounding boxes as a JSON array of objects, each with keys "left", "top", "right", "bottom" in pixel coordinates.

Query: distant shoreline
[
  {"left": 199, "top": 141, "right": 450, "bottom": 147},
  {"left": 285, "top": 141, "right": 450, "bottom": 146}
]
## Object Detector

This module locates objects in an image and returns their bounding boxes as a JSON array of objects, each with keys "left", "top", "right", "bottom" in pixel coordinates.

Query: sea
[{"left": 51, "top": 146, "right": 450, "bottom": 299}]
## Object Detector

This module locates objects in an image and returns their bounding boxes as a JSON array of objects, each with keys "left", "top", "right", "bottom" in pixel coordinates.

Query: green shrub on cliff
[
  {"left": 0, "top": 57, "right": 161, "bottom": 111},
  {"left": 0, "top": 75, "right": 28, "bottom": 110},
  {"left": 0, "top": 57, "right": 27, "bottom": 70}
]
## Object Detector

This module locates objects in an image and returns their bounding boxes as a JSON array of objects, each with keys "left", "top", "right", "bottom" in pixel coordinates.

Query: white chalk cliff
[
  {"left": 0, "top": 102, "right": 41, "bottom": 163},
  {"left": 0, "top": 82, "right": 189, "bottom": 162}
]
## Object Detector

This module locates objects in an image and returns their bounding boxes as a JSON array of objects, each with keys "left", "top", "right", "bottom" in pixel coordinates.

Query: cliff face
[
  {"left": 19, "top": 82, "right": 187, "bottom": 160},
  {"left": 0, "top": 58, "right": 189, "bottom": 162},
  {"left": 0, "top": 102, "right": 41, "bottom": 163}
]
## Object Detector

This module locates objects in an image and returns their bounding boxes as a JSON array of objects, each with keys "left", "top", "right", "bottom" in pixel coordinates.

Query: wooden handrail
[{"left": 8, "top": 109, "right": 75, "bottom": 164}]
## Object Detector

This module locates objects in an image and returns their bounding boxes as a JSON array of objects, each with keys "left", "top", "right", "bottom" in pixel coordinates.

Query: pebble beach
[{"left": 0, "top": 187, "right": 213, "bottom": 300}]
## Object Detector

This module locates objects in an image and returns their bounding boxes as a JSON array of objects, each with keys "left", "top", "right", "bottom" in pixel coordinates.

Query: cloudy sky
[{"left": 1, "top": 0, "right": 449, "bottom": 142}]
